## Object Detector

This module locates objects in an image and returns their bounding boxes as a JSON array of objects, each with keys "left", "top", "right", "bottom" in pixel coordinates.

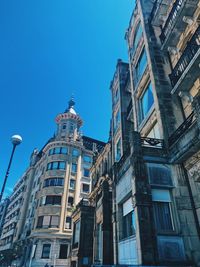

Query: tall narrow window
[
  {"left": 135, "top": 49, "right": 148, "bottom": 85},
  {"left": 152, "top": 189, "right": 173, "bottom": 232},
  {"left": 73, "top": 220, "right": 81, "bottom": 246},
  {"left": 68, "top": 196, "right": 74, "bottom": 206},
  {"left": 72, "top": 163, "right": 77, "bottom": 173},
  {"left": 65, "top": 217, "right": 72, "bottom": 229},
  {"left": 121, "top": 198, "right": 136, "bottom": 239},
  {"left": 95, "top": 223, "right": 102, "bottom": 261},
  {"left": 41, "top": 244, "right": 51, "bottom": 259},
  {"left": 132, "top": 22, "right": 143, "bottom": 55},
  {"left": 115, "top": 138, "right": 121, "bottom": 162},
  {"left": 140, "top": 83, "right": 154, "bottom": 121},
  {"left": 83, "top": 168, "right": 90, "bottom": 177},
  {"left": 153, "top": 202, "right": 173, "bottom": 231},
  {"left": 69, "top": 179, "right": 76, "bottom": 190}
]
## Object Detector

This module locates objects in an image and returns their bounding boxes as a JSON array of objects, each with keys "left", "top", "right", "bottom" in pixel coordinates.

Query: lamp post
[{"left": 0, "top": 135, "right": 22, "bottom": 202}]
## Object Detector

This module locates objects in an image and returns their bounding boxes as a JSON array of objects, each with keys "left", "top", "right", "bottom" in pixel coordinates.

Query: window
[
  {"left": 83, "top": 168, "right": 90, "bottom": 177},
  {"left": 140, "top": 83, "right": 154, "bottom": 121},
  {"left": 147, "top": 122, "right": 160, "bottom": 139},
  {"left": 65, "top": 217, "right": 72, "bottom": 229},
  {"left": 152, "top": 189, "right": 173, "bottom": 232},
  {"left": 43, "top": 178, "right": 64, "bottom": 187},
  {"left": 73, "top": 220, "right": 80, "bottom": 246},
  {"left": 83, "top": 155, "right": 92, "bottom": 163},
  {"left": 37, "top": 216, "right": 43, "bottom": 228},
  {"left": 71, "top": 163, "right": 77, "bottom": 173},
  {"left": 95, "top": 223, "right": 102, "bottom": 261},
  {"left": 62, "top": 124, "right": 66, "bottom": 129},
  {"left": 72, "top": 149, "right": 79, "bottom": 157},
  {"left": 69, "top": 179, "right": 76, "bottom": 190},
  {"left": 59, "top": 244, "right": 68, "bottom": 259},
  {"left": 48, "top": 147, "right": 68, "bottom": 155},
  {"left": 114, "top": 109, "right": 121, "bottom": 133},
  {"left": 135, "top": 49, "right": 148, "bottom": 86},
  {"left": 46, "top": 161, "right": 66, "bottom": 171},
  {"left": 131, "top": 22, "right": 143, "bottom": 55},
  {"left": 68, "top": 196, "right": 74, "bottom": 206},
  {"left": 113, "top": 88, "right": 120, "bottom": 105},
  {"left": 121, "top": 198, "right": 136, "bottom": 239},
  {"left": 147, "top": 163, "right": 173, "bottom": 186},
  {"left": 115, "top": 138, "right": 121, "bottom": 162},
  {"left": 41, "top": 244, "right": 51, "bottom": 259},
  {"left": 82, "top": 183, "right": 90, "bottom": 193},
  {"left": 45, "top": 195, "right": 61, "bottom": 205},
  {"left": 37, "top": 216, "right": 60, "bottom": 228}
]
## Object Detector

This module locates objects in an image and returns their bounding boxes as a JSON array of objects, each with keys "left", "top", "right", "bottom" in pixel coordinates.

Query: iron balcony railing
[
  {"left": 169, "top": 25, "right": 200, "bottom": 87},
  {"left": 160, "top": 0, "right": 184, "bottom": 43},
  {"left": 168, "top": 111, "right": 195, "bottom": 146},
  {"left": 141, "top": 137, "right": 165, "bottom": 149}
]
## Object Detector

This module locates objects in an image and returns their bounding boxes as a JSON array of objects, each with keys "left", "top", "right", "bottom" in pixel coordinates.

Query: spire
[{"left": 65, "top": 96, "right": 76, "bottom": 115}]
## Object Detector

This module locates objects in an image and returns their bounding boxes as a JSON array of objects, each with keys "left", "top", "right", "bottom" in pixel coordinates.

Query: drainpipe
[{"left": 182, "top": 163, "right": 200, "bottom": 239}]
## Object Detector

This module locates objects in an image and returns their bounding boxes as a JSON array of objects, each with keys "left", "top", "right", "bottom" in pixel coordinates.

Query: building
[
  {"left": 0, "top": 198, "right": 9, "bottom": 237},
  {"left": 0, "top": 98, "right": 105, "bottom": 267},
  {"left": 24, "top": 99, "right": 105, "bottom": 267},
  {"left": 71, "top": 0, "right": 200, "bottom": 265},
  {"left": 71, "top": 199, "right": 95, "bottom": 267},
  {"left": 114, "top": 0, "right": 200, "bottom": 265},
  {"left": 71, "top": 142, "right": 113, "bottom": 267},
  {"left": 0, "top": 166, "right": 35, "bottom": 266}
]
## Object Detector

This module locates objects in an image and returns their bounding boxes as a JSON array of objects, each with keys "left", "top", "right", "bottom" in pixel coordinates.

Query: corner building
[{"left": 25, "top": 99, "right": 105, "bottom": 267}]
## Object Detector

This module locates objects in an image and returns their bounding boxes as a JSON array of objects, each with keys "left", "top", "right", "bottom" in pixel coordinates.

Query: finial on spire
[
  {"left": 64, "top": 94, "right": 76, "bottom": 114},
  {"left": 68, "top": 95, "right": 75, "bottom": 109}
]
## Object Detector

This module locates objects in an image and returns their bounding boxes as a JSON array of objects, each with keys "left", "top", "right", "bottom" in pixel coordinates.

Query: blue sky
[{"left": 0, "top": 0, "right": 134, "bottom": 197}]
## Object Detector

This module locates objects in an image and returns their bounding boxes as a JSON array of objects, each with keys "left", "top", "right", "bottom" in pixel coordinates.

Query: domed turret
[{"left": 55, "top": 97, "right": 83, "bottom": 140}]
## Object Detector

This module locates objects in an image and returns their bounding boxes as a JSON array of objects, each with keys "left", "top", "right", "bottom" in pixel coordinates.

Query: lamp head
[{"left": 11, "top": 135, "right": 22, "bottom": 146}]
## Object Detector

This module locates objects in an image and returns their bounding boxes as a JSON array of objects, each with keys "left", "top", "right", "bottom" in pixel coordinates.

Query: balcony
[
  {"left": 160, "top": 0, "right": 198, "bottom": 49},
  {"left": 0, "top": 242, "right": 12, "bottom": 251},
  {"left": 141, "top": 137, "right": 166, "bottom": 158},
  {"left": 169, "top": 112, "right": 200, "bottom": 162},
  {"left": 169, "top": 25, "right": 200, "bottom": 94}
]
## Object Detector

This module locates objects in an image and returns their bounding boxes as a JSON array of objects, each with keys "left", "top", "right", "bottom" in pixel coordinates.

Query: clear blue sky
[{"left": 0, "top": 0, "right": 134, "bottom": 197}]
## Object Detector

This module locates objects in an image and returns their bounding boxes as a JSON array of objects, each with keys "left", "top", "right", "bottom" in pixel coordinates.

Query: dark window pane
[
  {"left": 68, "top": 197, "right": 74, "bottom": 206},
  {"left": 141, "top": 83, "right": 154, "bottom": 120},
  {"left": 153, "top": 202, "right": 173, "bottom": 231},
  {"left": 83, "top": 168, "right": 90, "bottom": 177},
  {"left": 82, "top": 184, "right": 90, "bottom": 193},
  {"left": 42, "top": 244, "right": 51, "bottom": 258},
  {"left": 37, "top": 216, "right": 43, "bottom": 228},
  {"left": 66, "top": 217, "right": 72, "bottom": 229},
  {"left": 59, "top": 244, "right": 68, "bottom": 259}
]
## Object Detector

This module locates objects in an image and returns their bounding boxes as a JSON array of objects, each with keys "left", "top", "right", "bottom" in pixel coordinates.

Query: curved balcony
[
  {"left": 169, "top": 112, "right": 200, "bottom": 162},
  {"left": 160, "top": 0, "right": 199, "bottom": 50},
  {"left": 169, "top": 25, "right": 200, "bottom": 94}
]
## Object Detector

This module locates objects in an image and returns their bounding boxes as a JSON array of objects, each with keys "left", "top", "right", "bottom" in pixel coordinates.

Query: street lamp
[{"left": 0, "top": 135, "right": 22, "bottom": 202}]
